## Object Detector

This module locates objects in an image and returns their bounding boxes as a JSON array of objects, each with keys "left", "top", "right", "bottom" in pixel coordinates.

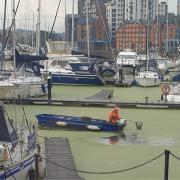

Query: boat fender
[
  {"left": 86, "top": 125, "right": 100, "bottom": 131},
  {"left": 56, "top": 121, "right": 68, "bottom": 126},
  {"left": 38, "top": 153, "right": 46, "bottom": 178},
  {"left": 161, "top": 84, "right": 171, "bottom": 95}
]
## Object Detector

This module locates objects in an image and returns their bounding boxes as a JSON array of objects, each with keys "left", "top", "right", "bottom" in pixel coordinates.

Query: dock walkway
[
  {"left": 86, "top": 89, "right": 113, "bottom": 100},
  {"left": 44, "top": 137, "right": 84, "bottom": 180}
]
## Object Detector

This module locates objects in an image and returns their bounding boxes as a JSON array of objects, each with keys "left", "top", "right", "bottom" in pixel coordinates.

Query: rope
[
  {"left": 170, "top": 152, "right": 180, "bottom": 161},
  {"left": 4, "top": 0, "right": 21, "bottom": 47},
  {"left": 48, "top": 0, "right": 62, "bottom": 39},
  {"left": 45, "top": 152, "right": 164, "bottom": 174}
]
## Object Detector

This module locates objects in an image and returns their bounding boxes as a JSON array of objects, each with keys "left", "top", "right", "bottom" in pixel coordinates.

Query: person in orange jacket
[{"left": 108, "top": 105, "right": 121, "bottom": 124}]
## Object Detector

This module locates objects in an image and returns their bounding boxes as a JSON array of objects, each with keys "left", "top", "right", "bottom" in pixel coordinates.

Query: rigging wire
[
  {"left": 95, "top": 0, "right": 115, "bottom": 60},
  {"left": 4, "top": 0, "right": 21, "bottom": 48},
  {"left": 48, "top": 0, "right": 62, "bottom": 40}
]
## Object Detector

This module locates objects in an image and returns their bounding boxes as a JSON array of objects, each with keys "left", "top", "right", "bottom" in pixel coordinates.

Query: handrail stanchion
[
  {"left": 164, "top": 150, "right": 170, "bottom": 180},
  {"left": 48, "top": 73, "right": 52, "bottom": 105}
]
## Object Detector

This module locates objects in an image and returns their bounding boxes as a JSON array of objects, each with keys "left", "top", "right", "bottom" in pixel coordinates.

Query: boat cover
[{"left": 0, "top": 102, "right": 17, "bottom": 142}]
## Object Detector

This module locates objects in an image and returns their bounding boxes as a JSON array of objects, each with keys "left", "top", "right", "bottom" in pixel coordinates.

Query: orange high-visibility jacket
[{"left": 108, "top": 110, "right": 121, "bottom": 123}]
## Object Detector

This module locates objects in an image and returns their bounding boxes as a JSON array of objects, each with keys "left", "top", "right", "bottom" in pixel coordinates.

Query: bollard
[
  {"left": 145, "top": 96, "right": 149, "bottom": 103},
  {"left": 164, "top": 150, "right": 170, "bottom": 180},
  {"left": 161, "top": 94, "right": 163, "bottom": 101},
  {"left": 47, "top": 73, "right": 52, "bottom": 104}
]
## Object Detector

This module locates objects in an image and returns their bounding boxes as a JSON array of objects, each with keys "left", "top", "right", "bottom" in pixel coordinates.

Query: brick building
[
  {"left": 77, "top": 0, "right": 110, "bottom": 57},
  {"left": 116, "top": 21, "right": 147, "bottom": 53}
]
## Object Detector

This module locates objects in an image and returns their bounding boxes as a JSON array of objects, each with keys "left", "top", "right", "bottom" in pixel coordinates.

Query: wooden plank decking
[
  {"left": 85, "top": 89, "right": 113, "bottom": 100},
  {"left": 44, "top": 137, "right": 84, "bottom": 180}
]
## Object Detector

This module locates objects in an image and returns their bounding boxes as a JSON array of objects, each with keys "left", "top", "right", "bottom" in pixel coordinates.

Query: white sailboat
[
  {"left": 5, "top": 0, "right": 47, "bottom": 98},
  {"left": 135, "top": 0, "right": 161, "bottom": 87},
  {"left": 0, "top": 100, "right": 45, "bottom": 179}
]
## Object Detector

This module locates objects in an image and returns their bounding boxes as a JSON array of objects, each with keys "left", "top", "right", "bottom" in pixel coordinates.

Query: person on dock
[{"left": 108, "top": 105, "right": 121, "bottom": 124}]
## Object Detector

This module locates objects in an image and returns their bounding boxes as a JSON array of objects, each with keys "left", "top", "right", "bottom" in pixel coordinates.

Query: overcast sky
[{"left": 0, "top": 0, "right": 177, "bottom": 32}]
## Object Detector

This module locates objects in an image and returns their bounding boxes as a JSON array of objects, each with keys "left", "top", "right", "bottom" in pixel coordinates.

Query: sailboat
[
  {"left": 135, "top": 0, "right": 161, "bottom": 87},
  {"left": 0, "top": 100, "right": 45, "bottom": 179},
  {"left": 4, "top": 0, "right": 48, "bottom": 98},
  {"left": 46, "top": 0, "right": 106, "bottom": 86}
]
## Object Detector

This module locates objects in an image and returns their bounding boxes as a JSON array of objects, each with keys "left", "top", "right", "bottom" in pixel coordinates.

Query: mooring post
[
  {"left": 35, "top": 153, "right": 39, "bottom": 180},
  {"left": 145, "top": 96, "right": 149, "bottom": 103},
  {"left": 48, "top": 73, "right": 52, "bottom": 104},
  {"left": 164, "top": 149, "right": 170, "bottom": 180}
]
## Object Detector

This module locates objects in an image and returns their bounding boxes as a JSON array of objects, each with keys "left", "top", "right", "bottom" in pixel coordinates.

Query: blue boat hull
[
  {"left": 51, "top": 73, "right": 105, "bottom": 85},
  {"left": 36, "top": 114, "right": 127, "bottom": 132}
]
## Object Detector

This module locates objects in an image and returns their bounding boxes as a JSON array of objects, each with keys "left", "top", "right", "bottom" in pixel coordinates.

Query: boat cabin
[{"left": 116, "top": 49, "right": 138, "bottom": 67}]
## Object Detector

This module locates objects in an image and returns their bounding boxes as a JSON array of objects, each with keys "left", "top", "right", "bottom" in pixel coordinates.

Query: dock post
[
  {"left": 47, "top": 73, "right": 52, "bottom": 105},
  {"left": 35, "top": 153, "right": 39, "bottom": 180},
  {"left": 164, "top": 150, "right": 170, "bottom": 180},
  {"left": 145, "top": 96, "right": 149, "bottom": 103}
]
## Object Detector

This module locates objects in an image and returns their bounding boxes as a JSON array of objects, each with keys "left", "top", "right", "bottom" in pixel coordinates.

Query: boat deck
[
  {"left": 44, "top": 137, "right": 84, "bottom": 180},
  {"left": 86, "top": 89, "right": 113, "bottom": 100}
]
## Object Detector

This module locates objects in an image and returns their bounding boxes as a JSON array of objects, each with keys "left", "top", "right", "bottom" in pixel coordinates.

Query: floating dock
[
  {"left": 44, "top": 137, "right": 84, "bottom": 180},
  {"left": 86, "top": 89, "right": 113, "bottom": 100},
  {"left": 2, "top": 97, "right": 180, "bottom": 109}
]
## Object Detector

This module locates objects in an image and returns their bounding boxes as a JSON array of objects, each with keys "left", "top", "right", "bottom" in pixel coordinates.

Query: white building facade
[
  {"left": 177, "top": 0, "right": 180, "bottom": 16},
  {"left": 159, "top": 1, "right": 167, "bottom": 16},
  {"left": 124, "top": 0, "right": 159, "bottom": 21}
]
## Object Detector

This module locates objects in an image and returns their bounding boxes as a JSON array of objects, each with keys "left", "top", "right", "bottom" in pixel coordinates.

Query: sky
[{"left": 0, "top": 0, "right": 177, "bottom": 33}]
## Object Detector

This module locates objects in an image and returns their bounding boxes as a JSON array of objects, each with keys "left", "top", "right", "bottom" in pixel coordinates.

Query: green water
[{"left": 10, "top": 85, "right": 180, "bottom": 180}]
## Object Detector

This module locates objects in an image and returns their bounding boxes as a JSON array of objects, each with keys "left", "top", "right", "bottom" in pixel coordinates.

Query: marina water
[{"left": 11, "top": 85, "right": 180, "bottom": 180}]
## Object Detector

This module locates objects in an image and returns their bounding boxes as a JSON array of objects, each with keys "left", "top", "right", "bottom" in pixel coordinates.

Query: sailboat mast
[
  {"left": 36, "top": 0, "right": 41, "bottom": 56},
  {"left": 155, "top": 0, "right": 159, "bottom": 58},
  {"left": 166, "top": 0, "right": 168, "bottom": 57},
  {"left": 1, "top": 0, "right": 7, "bottom": 70},
  {"left": 146, "top": 0, "right": 149, "bottom": 70},
  {"left": 12, "top": 0, "right": 16, "bottom": 70},
  {"left": 71, "top": 0, "right": 74, "bottom": 50},
  {"left": 86, "top": 0, "right": 90, "bottom": 62}
]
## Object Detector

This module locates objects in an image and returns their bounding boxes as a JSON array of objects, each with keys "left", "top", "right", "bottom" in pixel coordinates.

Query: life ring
[{"left": 161, "top": 84, "right": 171, "bottom": 95}]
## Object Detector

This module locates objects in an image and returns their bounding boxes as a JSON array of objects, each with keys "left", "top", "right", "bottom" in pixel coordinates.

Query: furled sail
[{"left": 0, "top": 101, "right": 17, "bottom": 142}]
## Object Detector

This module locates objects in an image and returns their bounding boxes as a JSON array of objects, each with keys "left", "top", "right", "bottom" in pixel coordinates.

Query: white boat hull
[
  {"left": 135, "top": 71, "right": 161, "bottom": 87},
  {"left": 6, "top": 82, "right": 47, "bottom": 98},
  {"left": 0, "top": 155, "right": 35, "bottom": 180},
  {"left": 0, "top": 82, "right": 14, "bottom": 98},
  {"left": 135, "top": 77, "right": 161, "bottom": 87},
  {"left": 167, "top": 95, "right": 180, "bottom": 103}
]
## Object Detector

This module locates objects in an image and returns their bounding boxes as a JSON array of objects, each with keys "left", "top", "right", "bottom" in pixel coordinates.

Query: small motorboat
[{"left": 36, "top": 114, "right": 127, "bottom": 132}]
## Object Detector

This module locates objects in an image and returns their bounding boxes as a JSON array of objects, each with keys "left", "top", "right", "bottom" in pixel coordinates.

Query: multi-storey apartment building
[
  {"left": 105, "top": 0, "right": 159, "bottom": 42},
  {"left": 77, "top": 0, "right": 109, "bottom": 56},
  {"left": 159, "top": 1, "right": 167, "bottom": 16},
  {"left": 105, "top": 0, "right": 125, "bottom": 41},
  {"left": 65, "top": 14, "right": 79, "bottom": 42},
  {"left": 178, "top": 0, "right": 180, "bottom": 16},
  {"left": 124, "top": 0, "right": 159, "bottom": 22},
  {"left": 116, "top": 21, "right": 147, "bottom": 53}
]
